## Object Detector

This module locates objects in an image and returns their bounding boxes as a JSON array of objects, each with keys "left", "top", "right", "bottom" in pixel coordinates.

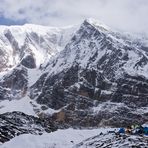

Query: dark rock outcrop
[
  {"left": 21, "top": 55, "right": 36, "bottom": 68},
  {"left": 0, "top": 66, "right": 28, "bottom": 100},
  {"left": 0, "top": 111, "right": 56, "bottom": 143}
]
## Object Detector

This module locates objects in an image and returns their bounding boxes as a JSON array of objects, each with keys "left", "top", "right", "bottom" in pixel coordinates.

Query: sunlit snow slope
[{"left": 0, "top": 24, "right": 77, "bottom": 70}]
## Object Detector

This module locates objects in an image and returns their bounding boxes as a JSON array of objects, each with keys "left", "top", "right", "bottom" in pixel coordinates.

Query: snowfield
[
  {"left": 0, "top": 96, "right": 36, "bottom": 116},
  {"left": 0, "top": 128, "right": 109, "bottom": 148}
]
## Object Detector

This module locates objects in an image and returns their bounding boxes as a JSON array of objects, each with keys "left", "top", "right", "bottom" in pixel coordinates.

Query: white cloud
[{"left": 0, "top": 0, "right": 148, "bottom": 34}]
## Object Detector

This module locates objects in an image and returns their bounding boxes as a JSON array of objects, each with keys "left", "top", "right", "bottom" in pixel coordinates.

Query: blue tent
[
  {"left": 143, "top": 127, "right": 148, "bottom": 135},
  {"left": 118, "top": 128, "right": 125, "bottom": 134}
]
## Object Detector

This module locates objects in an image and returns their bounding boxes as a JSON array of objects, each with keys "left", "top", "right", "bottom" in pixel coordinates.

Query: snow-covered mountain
[
  {"left": 0, "top": 24, "right": 77, "bottom": 101},
  {"left": 0, "top": 18, "right": 148, "bottom": 145},
  {"left": 0, "top": 24, "right": 77, "bottom": 70},
  {"left": 30, "top": 18, "right": 148, "bottom": 127},
  {"left": 43, "top": 18, "right": 148, "bottom": 77}
]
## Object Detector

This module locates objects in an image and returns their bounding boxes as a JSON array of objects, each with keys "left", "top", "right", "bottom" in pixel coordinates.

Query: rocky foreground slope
[
  {"left": 0, "top": 111, "right": 56, "bottom": 143},
  {"left": 74, "top": 132, "right": 148, "bottom": 148}
]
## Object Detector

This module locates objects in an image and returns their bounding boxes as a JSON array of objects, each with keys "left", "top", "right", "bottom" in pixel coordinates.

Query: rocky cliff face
[
  {"left": 30, "top": 19, "right": 148, "bottom": 127},
  {"left": 0, "top": 19, "right": 148, "bottom": 143}
]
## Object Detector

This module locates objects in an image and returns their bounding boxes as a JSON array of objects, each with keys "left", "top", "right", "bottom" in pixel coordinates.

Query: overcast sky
[{"left": 0, "top": 0, "right": 148, "bottom": 34}]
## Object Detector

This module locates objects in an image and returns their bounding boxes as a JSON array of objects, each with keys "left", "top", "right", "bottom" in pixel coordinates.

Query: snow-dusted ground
[
  {"left": 0, "top": 128, "right": 110, "bottom": 148},
  {"left": 0, "top": 95, "right": 60, "bottom": 116},
  {"left": 0, "top": 96, "right": 36, "bottom": 116}
]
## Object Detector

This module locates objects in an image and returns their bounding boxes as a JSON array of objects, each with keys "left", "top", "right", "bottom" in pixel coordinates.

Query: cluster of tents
[{"left": 117, "top": 124, "right": 148, "bottom": 136}]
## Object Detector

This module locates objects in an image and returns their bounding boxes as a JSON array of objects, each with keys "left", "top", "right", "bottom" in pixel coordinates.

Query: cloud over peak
[{"left": 0, "top": 0, "right": 148, "bottom": 34}]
